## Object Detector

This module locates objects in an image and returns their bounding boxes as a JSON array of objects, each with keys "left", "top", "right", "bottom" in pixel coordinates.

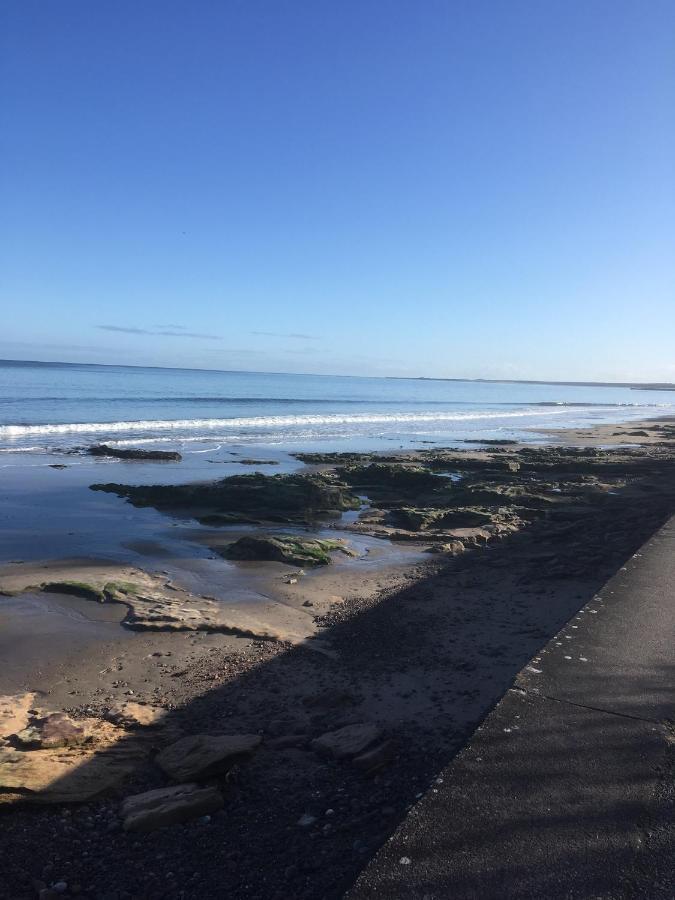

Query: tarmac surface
[{"left": 347, "top": 515, "right": 675, "bottom": 899}]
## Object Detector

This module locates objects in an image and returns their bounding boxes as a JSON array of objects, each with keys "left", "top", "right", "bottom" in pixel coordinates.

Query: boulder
[
  {"left": 104, "top": 702, "right": 167, "bottom": 729},
  {"left": 121, "top": 783, "right": 223, "bottom": 831},
  {"left": 221, "top": 534, "right": 356, "bottom": 567},
  {"left": 311, "top": 723, "right": 382, "bottom": 760},
  {"left": 156, "top": 733, "right": 262, "bottom": 781},
  {"left": 15, "top": 713, "right": 87, "bottom": 750}
]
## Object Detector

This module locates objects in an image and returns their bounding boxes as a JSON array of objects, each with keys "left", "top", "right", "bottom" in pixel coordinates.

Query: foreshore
[{"left": 1, "top": 416, "right": 674, "bottom": 899}]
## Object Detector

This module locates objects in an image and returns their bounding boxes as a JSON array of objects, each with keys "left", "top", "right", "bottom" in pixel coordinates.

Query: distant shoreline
[{"left": 0, "top": 357, "right": 673, "bottom": 391}]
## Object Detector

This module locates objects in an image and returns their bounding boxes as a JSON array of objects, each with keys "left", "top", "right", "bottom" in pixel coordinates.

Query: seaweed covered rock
[
  {"left": 90, "top": 472, "right": 361, "bottom": 524},
  {"left": 220, "top": 534, "right": 357, "bottom": 567},
  {"left": 88, "top": 445, "right": 182, "bottom": 461},
  {"left": 341, "top": 463, "right": 443, "bottom": 494}
]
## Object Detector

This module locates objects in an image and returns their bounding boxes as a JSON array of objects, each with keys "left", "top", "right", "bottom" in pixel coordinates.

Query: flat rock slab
[
  {"left": 0, "top": 693, "right": 36, "bottom": 741},
  {"left": 15, "top": 712, "right": 87, "bottom": 749},
  {"left": 311, "top": 723, "right": 382, "bottom": 760},
  {"left": 0, "top": 559, "right": 316, "bottom": 643},
  {"left": 104, "top": 702, "right": 167, "bottom": 729},
  {"left": 156, "top": 733, "right": 262, "bottom": 781},
  {"left": 122, "top": 783, "right": 223, "bottom": 831},
  {"left": 0, "top": 719, "right": 144, "bottom": 805}
]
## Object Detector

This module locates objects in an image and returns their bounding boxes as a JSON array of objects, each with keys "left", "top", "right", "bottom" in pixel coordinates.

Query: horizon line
[{"left": 0, "top": 356, "right": 673, "bottom": 391}]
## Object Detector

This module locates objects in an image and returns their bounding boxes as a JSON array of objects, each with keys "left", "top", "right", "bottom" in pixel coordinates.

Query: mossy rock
[
  {"left": 91, "top": 473, "right": 361, "bottom": 524},
  {"left": 41, "top": 581, "right": 106, "bottom": 602},
  {"left": 220, "top": 534, "right": 356, "bottom": 567}
]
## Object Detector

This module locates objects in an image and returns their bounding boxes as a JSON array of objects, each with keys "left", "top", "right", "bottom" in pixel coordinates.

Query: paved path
[{"left": 348, "top": 515, "right": 675, "bottom": 899}]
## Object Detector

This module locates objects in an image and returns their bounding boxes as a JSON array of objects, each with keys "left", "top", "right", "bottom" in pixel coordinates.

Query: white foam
[{"left": 0, "top": 407, "right": 579, "bottom": 439}]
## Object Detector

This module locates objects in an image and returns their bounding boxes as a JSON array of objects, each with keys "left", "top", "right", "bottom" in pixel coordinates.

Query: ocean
[{"left": 1, "top": 360, "right": 673, "bottom": 455}]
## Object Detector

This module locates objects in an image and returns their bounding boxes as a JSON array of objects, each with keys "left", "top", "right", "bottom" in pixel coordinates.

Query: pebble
[{"left": 297, "top": 814, "right": 316, "bottom": 827}]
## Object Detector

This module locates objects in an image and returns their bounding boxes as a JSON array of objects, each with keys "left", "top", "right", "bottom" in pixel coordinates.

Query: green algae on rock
[
  {"left": 219, "top": 534, "right": 358, "bottom": 567},
  {"left": 90, "top": 472, "right": 361, "bottom": 524}
]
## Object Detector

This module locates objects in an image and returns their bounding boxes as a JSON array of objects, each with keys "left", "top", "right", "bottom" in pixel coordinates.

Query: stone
[
  {"left": 310, "top": 723, "right": 382, "bottom": 760},
  {"left": 425, "top": 540, "right": 465, "bottom": 556},
  {"left": 121, "top": 783, "right": 223, "bottom": 832},
  {"left": 0, "top": 693, "right": 36, "bottom": 740},
  {"left": 156, "top": 733, "right": 262, "bottom": 781},
  {"left": 15, "top": 713, "right": 87, "bottom": 750},
  {"left": 104, "top": 702, "right": 167, "bottom": 729}
]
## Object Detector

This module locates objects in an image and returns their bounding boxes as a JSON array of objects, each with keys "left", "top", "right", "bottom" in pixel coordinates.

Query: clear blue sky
[{"left": 2, "top": 1, "right": 674, "bottom": 381}]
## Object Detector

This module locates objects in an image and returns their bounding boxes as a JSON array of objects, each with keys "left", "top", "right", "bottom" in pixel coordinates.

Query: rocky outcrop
[
  {"left": 220, "top": 534, "right": 357, "bottom": 567},
  {"left": 121, "top": 783, "right": 223, "bottom": 831},
  {"left": 310, "top": 724, "right": 382, "bottom": 760},
  {"left": 156, "top": 733, "right": 262, "bottom": 781},
  {"left": 90, "top": 472, "right": 361, "bottom": 525},
  {"left": 0, "top": 561, "right": 318, "bottom": 644},
  {"left": 341, "top": 463, "right": 446, "bottom": 497},
  {"left": 88, "top": 445, "right": 182, "bottom": 461}
]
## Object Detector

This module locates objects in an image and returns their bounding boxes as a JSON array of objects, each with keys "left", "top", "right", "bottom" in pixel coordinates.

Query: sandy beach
[{"left": 1, "top": 416, "right": 674, "bottom": 899}]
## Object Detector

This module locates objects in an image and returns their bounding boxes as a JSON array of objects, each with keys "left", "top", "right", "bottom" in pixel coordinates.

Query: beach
[{"left": 1, "top": 413, "right": 674, "bottom": 899}]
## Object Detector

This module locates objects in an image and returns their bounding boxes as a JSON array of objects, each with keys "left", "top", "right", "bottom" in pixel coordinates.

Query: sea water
[{"left": 1, "top": 360, "right": 672, "bottom": 454}]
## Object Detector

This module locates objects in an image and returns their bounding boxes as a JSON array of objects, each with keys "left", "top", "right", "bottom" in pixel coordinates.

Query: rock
[
  {"left": 0, "top": 692, "right": 36, "bottom": 740},
  {"left": 104, "top": 702, "right": 167, "bottom": 729},
  {"left": 297, "top": 813, "right": 316, "bottom": 827},
  {"left": 0, "top": 719, "right": 144, "bottom": 805},
  {"left": 342, "top": 463, "right": 445, "bottom": 496},
  {"left": 221, "top": 534, "right": 356, "bottom": 567},
  {"left": 88, "top": 445, "right": 182, "bottom": 461},
  {"left": 41, "top": 581, "right": 105, "bottom": 602},
  {"left": 352, "top": 740, "right": 394, "bottom": 772},
  {"left": 156, "top": 733, "right": 262, "bottom": 781},
  {"left": 121, "top": 783, "right": 223, "bottom": 832},
  {"left": 0, "top": 562, "right": 318, "bottom": 644},
  {"left": 15, "top": 713, "right": 87, "bottom": 749},
  {"left": 310, "top": 723, "right": 382, "bottom": 760},
  {"left": 90, "top": 472, "right": 361, "bottom": 525},
  {"left": 425, "top": 540, "right": 465, "bottom": 556}
]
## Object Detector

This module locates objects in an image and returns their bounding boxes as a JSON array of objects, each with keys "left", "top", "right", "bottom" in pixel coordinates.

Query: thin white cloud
[{"left": 97, "top": 325, "right": 221, "bottom": 340}]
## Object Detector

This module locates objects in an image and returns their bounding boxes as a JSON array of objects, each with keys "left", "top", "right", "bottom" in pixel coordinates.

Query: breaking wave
[{"left": 0, "top": 406, "right": 606, "bottom": 439}]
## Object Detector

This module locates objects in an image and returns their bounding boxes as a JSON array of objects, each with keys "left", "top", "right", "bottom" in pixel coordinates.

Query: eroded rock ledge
[{"left": 0, "top": 561, "right": 317, "bottom": 644}]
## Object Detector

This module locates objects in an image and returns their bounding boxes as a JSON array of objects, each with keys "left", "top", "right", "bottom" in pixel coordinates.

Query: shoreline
[{"left": 1, "top": 416, "right": 674, "bottom": 898}]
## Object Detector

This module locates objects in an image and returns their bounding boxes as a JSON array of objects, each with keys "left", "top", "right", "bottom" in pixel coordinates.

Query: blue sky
[{"left": 2, "top": 1, "right": 674, "bottom": 381}]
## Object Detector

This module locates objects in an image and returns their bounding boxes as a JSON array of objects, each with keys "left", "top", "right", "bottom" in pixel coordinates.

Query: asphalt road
[{"left": 347, "top": 515, "right": 675, "bottom": 899}]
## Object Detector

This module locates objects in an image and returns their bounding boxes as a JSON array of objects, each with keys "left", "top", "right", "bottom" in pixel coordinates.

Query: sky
[{"left": 1, "top": 0, "right": 674, "bottom": 382}]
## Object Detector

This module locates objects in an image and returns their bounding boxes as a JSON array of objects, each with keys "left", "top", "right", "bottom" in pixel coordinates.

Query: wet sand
[{"left": 1, "top": 416, "right": 674, "bottom": 899}]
